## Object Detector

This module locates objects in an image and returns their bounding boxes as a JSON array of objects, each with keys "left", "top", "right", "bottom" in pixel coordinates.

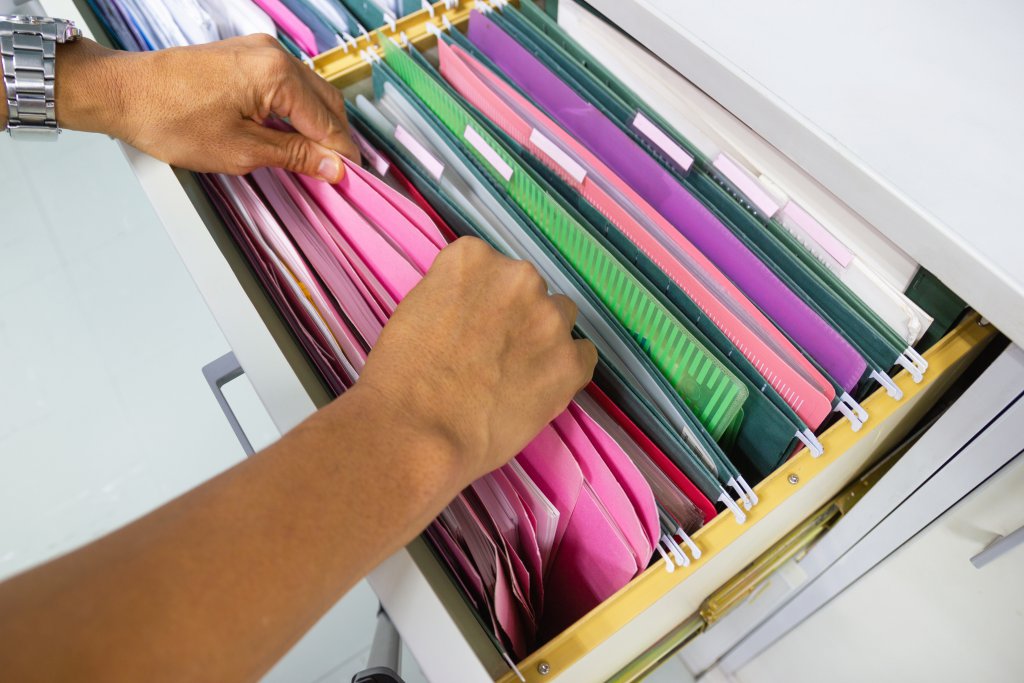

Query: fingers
[
  {"left": 243, "top": 123, "right": 344, "bottom": 181},
  {"left": 574, "top": 339, "right": 599, "bottom": 384},
  {"left": 295, "top": 66, "right": 361, "bottom": 164},
  {"left": 269, "top": 57, "right": 359, "bottom": 171},
  {"left": 549, "top": 293, "right": 579, "bottom": 331}
]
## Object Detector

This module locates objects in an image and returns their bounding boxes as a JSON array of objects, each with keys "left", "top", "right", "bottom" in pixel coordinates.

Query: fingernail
[{"left": 318, "top": 155, "right": 342, "bottom": 183}]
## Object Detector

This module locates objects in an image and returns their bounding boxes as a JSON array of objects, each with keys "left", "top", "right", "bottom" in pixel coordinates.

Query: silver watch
[{"left": 1, "top": 15, "right": 81, "bottom": 140}]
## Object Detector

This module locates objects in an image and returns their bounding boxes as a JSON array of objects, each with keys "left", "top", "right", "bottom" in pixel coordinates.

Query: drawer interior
[
  {"left": 168, "top": 104, "right": 996, "bottom": 683},
  {"left": 66, "top": 0, "right": 997, "bottom": 680}
]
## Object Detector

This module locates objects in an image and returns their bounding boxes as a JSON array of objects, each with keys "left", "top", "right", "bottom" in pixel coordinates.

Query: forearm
[
  {"left": 1, "top": 37, "right": 131, "bottom": 133},
  {"left": 0, "top": 384, "right": 463, "bottom": 683},
  {"left": 2, "top": 35, "right": 358, "bottom": 179}
]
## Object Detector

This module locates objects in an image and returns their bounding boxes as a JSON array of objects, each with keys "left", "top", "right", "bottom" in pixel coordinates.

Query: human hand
[
  {"left": 357, "top": 237, "right": 598, "bottom": 483},
  {"left": 53, "top": 36, "right": 358, "bottom": 181}
]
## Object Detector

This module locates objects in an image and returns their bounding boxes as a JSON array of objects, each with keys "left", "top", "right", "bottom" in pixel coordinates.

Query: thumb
[{"left": 246, "top": 124, "right": 346, "bottom": 183}]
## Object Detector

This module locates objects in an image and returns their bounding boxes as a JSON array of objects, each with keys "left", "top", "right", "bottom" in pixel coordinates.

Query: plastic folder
[
  {"left": 348, "top": 81, "right": 747, "bottom": 510},
  {"left": 386, "top": 44, "right": 765, "bottom": 510},
  {"left": 366, "top": 50, "right": 762, "bottom": 507},
  {"left": 538, "top": 0, "right": 934, "bottom": 349},
  {"left": 397, "top": 39, "right": 804, "bottom": 475}
]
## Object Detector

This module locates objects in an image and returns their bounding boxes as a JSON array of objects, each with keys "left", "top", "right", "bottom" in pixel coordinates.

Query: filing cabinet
[{"left": 40, "top": 0, "right": 1024, "bottom": 680}]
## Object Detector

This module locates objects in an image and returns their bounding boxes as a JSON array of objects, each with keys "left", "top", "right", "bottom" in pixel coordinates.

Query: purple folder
[{"left": 467, "top": 12, "right": 866, "bottom": 391}]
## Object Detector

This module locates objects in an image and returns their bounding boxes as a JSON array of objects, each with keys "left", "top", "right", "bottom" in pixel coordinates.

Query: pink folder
[
  {"left": 205, "top": 174, "right": 350, "bottom": 392},
  {"left": 295, "top": 173, "right": 420, "bottom": 309},
  {"left": 249, "top": 0, "right": 318, "bottom": 56},
  {"left": 551, "top": 410, "right": 653, "bottom": 571},
  {"left": 489, "top": 468, "right": 544, "bottom": 613},
  {"left": 252, "top": 168, "right": 374, "bottom": 362},
  {"left": 272, "top": 168, "right": 389, "bottom": 331},
  {"left": 516, "top": 423, "right": 641, "bottom": 639},
  {"left": 445, "top": 494, "right": 534, "bottom": 658},
  {"left": 468, "top": 481, "right": 538, "bottom": 627},
  {"left": 223, "top": 173, "right": 363, "bottom": 379},
  {"left": 501, "top": 460, "right": 559, "bottom": 576},
  {"left": 586, "top": 383, "right": 717, "bottom": 525},
  {"left": 426, "top": 521, "right": 486, "bottom": 612},
  {"left": 569, "top": 402, "right": 660, "bottom": 548},
  {"left": 539, "top": 479, "right": 639, "bottom": 639},
  {"left": 345, "top": 160, "right": 448, "bottom": 251},
  {"left": 336, "top": 159, "right": 443, "bottom": 274}
]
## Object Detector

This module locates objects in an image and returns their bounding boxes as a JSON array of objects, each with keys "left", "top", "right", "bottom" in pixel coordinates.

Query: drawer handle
[
  {"left": 970, "top": 526, "right": 1024, "bottom": 569},
  {"left": 201, "top": 352, "right": 254, "bottom": 457}
]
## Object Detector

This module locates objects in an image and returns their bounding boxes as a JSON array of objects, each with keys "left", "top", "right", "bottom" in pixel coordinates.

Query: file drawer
[
  {"left": 496, "top": 317, "right": 995, "bottom": 682},
  {"left": 46, "top": 0, "right": 1005, "bottom": 680}
]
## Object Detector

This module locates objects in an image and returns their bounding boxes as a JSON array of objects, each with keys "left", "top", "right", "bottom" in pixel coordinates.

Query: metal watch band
[{"left": 1, "top": 19, "right": 77, "bottom": 140}]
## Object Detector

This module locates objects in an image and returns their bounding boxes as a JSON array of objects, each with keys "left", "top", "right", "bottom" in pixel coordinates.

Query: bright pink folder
[
  {"left": 336, "top": 159, "right": 443, "bottom": 274},
  {"left": 272, "top": 168, "right": 388, "bottom": 339},
  {"left": 249, "top": 0, "right": 318, "bottom": 56},
  {"left": 345, "top": 160, "right": 448, "bottom": 251},
  {"left": 516, "top": 423, "right": 639, "bottom": 639},
  {"left": 295, "top": 173, "right": 420, "bottom": 309},
  {"left": 569, "top": 402, "right": 660, "bottom": 548},
  {"left": 551, "top": 410, "right": 653, "bottom": 571}
]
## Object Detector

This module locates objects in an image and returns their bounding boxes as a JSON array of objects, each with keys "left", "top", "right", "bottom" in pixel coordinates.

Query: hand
[
  {"left": 357, "top": 237, "right": 599, "bottom": 483},
  {"left": 52, "top": 36, "right": 358, "bottom": 181}
]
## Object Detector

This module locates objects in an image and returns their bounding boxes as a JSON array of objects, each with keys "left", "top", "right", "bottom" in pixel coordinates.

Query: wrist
[
  {"left": 54, "top": 38, "right": 134, "bottom": 136},
  {"left": 343, "top": 380, "right": 469, "bottom": 495}
]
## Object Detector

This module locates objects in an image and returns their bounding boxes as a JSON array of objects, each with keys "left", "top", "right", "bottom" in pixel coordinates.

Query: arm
[
  {"left": 0, "top": 238, "right": 597, "bottom": 682},
  {"left": 1, "top": 34, "right": 359, "bottom": 181}
]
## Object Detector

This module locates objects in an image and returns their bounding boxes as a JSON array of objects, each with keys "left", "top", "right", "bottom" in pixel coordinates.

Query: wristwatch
[{"left": 0, "top": 15, "right": 81, "bottom": 140}]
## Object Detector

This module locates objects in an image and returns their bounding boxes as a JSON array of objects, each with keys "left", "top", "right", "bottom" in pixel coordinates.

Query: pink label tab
[
  {"left": 631, "top": 111, "right": 694, "bottom": 174},
  {"left": 713, "top": 153, "right": 781, "bottom": 218},
  {"left": 464, "top": 125, "right": 514, "bottom": 181},
  {"left": 395, "top": 125, "right": 444, "bottom": 181},
  {"left": 781, "top": 200, "right": 853, "bottom": 268},
  {"left": 350, "top": 129, "right": 391, "bottom": 177}
]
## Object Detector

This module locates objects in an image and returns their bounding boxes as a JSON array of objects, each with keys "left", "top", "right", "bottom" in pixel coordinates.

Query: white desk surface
[{"left": 588, "top": 0, "right": 1024, "bottom": 345}]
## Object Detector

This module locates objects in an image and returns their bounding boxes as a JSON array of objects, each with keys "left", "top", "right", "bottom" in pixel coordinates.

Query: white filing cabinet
[{"left": 37, "top": 0, "right": 1024, "bottom": 681}]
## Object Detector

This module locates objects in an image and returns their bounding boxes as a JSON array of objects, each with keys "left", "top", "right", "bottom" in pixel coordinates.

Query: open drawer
[{"left": 46, "top": 0, "right": 1004, "bottom": 681}]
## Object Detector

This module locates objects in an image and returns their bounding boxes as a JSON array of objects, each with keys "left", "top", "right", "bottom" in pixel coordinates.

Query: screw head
[
  {"left": 537, "top": 661, "right": 551, "bottom": 675},
  {"left": 788, "top": 474, "right": 800, "bottom": 485}
]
